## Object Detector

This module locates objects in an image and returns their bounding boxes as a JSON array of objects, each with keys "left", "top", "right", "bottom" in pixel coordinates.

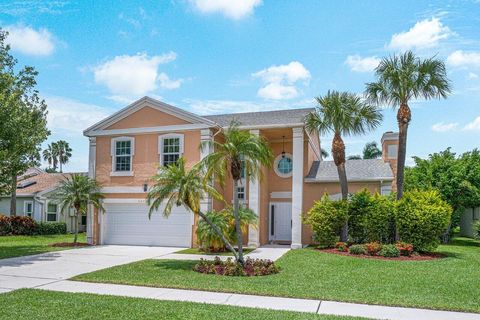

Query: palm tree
[
  {"left": 201, "top": 121, "right": 273, "bottom": 265},
  {"left": 56, "top": 174, "right": 103, "bottom": 243},
  {"left": 321, "top": 148, "right": 329, "bottom": 159},
  {"left": 362, "top": 141, "right": 382, "bottom": 159},
  {"left": 56, "top": 140, "right": 72, "bottom": 173},
  {"left": 305, "top": 91, "right": 383, "bottom": 241},
  {"left": 147, "top": 158, "right": 239, "bottom": 260},
  {"left": 365, "top": 51, "right": 451, "bottom": 200},
  {"left": 42, "top": 144, "right": 57, "bottom": 171}
]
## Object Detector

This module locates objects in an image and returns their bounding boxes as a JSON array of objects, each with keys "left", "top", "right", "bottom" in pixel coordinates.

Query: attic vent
[{"left": 17, "top": 181, "right": 37, "bottom": 189}]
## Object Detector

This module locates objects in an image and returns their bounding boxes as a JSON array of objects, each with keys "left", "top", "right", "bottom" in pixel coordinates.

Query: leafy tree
[
  {"left": 347, "top": 155, "right": 362, "bottom": 160},
  {"left": 365, "top": 51, "right": 451, "bottom": 200},
  {"left": 201, "top": 121, "right": 273, "bottom": 265},
  {"left": 363, "top": 141, "right": 382, "bottom": 159},
  {"left": 56, "top": 174, "right": 104, "bottom": 243},
  {"left": 0, "top": 30, "right": 50, "bottom": 215},
  {"left": 147, "top": 158, "right": 239, "bottom": 259},
  {"left": 305, "top": 91, "right": 382, "bottom": 241}
]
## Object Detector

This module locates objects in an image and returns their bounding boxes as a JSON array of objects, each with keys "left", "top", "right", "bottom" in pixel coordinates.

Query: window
[
  {"left": 111, "top": 137, "right": 134, "bottom": 175},
  {"left": 81, "top": 215, "right": 87, "bottom": 226},
  {"left": 47, "top": 203, "right": 58, "bottom": 222},
  {"left": 24, "top": 201, "right": 33, "bottom": 217},
  {"left": 237, "top": 186, "right": 245, "bottom": 200},
  {"left": 274, "top": 153, "right": 293, "bottom": 178},
  {"left": 159, "top": 134, "right": 184, "bottom": 166},
  {"left": 381, "top": 184, "right": 392, "bottom": 196},
  {"left": 387, "top": 144, "right": 398, "bottom": 159}
]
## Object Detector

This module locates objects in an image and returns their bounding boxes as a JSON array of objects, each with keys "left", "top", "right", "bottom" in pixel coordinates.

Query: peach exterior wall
[{"left": 107, "top": 106, "right": 190, "bottom": 129}]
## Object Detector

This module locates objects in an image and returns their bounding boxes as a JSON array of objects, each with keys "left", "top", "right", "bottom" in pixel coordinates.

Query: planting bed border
[{"left": 318, "top": 248, "right": 445, "bottom": 261}]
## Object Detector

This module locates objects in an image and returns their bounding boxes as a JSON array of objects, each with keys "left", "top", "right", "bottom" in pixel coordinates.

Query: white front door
[{"left": 270, "top": 202, "right": 292, "bottom": 242}]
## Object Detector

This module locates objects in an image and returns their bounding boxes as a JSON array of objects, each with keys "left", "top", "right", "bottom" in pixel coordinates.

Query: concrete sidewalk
[{"left": 37, "top": 280, "right": 480, "bottom": 320}]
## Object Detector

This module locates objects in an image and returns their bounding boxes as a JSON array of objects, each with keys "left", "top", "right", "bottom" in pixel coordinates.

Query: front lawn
[
  {"left": 175, "top": 247, "right": 255, "bottom": 256},
  {"left": 74, "top": 237, "right": 480, "bottom": 313},
  {"left": 0, "top": 289, "right": 362, "bottom": 320},
  {"left": 0, "top": 233, "right": 87, "bottom": 259}
]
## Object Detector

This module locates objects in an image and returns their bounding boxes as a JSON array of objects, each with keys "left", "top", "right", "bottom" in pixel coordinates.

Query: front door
[{"left": 269, "top": 202, "right": 292, "bottom": 242}]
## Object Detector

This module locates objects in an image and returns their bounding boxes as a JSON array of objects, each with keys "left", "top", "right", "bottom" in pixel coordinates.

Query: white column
[
  {"left": 291, "top": 127, "right": 304, "bottom": 249},
  {"left": 248, "top": 129, "right": 261, "bottom": 248},
  {"left": 200, "top": 129, "right": 213, "bottom": 213},
  {"left": 87, "top": 137, "right": 96, "bottom": 245}
]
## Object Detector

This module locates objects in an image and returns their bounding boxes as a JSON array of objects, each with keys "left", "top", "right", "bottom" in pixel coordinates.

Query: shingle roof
[
  {"left": 14, "top": 172, "right": 86, "bottom": 196},
  {"left": 306, "top": 159, "right": 394, "bottom": 182},
  {"left": 203, "top": 108, "right": 314, "bottom": 127}
]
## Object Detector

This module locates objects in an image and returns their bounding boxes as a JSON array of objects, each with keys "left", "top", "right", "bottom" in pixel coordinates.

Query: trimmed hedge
[
  {"left": 35, "top": 222, "right": 67, "bottom": 235},
  {"left": 0, "top": 215, "right": 67, "bottom": 236}
]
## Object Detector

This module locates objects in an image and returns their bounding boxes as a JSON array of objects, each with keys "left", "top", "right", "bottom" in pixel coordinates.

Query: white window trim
[
  {"left": 158, "top": 133, "right": 184, "bottom": 166},
  {"left": 274, "top": 153, "right": 293, "bottom": 178},
  {"left": 46, "top": 201, "right": 58, "bottom": 222},
  {"left": 24, "top": 201, "right": 33, "bottom": 217},
  {"left": 110, "top": 136, "right": 135, "bottom": 176}
]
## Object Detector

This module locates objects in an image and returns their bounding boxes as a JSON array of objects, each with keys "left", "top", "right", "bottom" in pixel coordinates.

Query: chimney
[{"left": 381, "top": 131, "right": 399, "bottom": 191}]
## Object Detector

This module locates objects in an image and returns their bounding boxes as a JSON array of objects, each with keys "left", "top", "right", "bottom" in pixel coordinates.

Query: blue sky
[{"left": 1, "top": 0, "right": 479, "bottom": 172}]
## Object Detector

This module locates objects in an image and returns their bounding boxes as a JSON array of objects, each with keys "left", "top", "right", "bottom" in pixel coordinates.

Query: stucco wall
[
  {"left": 460, "top": 207, "right": 480, "bottom": 237},
  {"left": 0, "top": 197, "right": 35, "bottom": 217},
  {"left": 106, "top": 106, "right": 190, "bottom": 129}
]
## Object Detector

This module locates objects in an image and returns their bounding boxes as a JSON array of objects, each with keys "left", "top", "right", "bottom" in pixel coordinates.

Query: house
[
  {"left": 0, "top": 168, "right": 87, "bottom": 232},
  {"left": 83, "top": 96, "right": 398, "bottom": 248}
]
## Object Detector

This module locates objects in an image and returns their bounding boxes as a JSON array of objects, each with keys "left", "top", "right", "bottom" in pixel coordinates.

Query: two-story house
[{"left": 83, "top": 96, "right": 397, "bottom": 249}]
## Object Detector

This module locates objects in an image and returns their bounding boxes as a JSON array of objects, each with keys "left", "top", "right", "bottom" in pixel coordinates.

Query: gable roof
[
  {"left": 83, "top": 96, "right": 217, "bottom": 136},
  {"left": 305, "top": 159, "right": 394, "bottom": 182},
  {"left": 203, "top": 108, "right": 314, "bottom": 128},
  {"left": 8, "top": 172, "right": 86, "bottom": 197}
]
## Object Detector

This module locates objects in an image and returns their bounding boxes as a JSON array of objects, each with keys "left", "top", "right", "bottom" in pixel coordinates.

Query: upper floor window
[
  {"left": 159, "top": 134, "right": 184, "bottom": 166},
  {"left": 24, "top": 201, "right": 33, "bottom": 217},
  {"left": 111, "top": 137, "right": 134, "bottom": 176},
  {"left": 387, "top": 144, "right": 398, "bottom": 159},
  {"left": 274, "top": 153, "right": 293, "bottom": 178}
]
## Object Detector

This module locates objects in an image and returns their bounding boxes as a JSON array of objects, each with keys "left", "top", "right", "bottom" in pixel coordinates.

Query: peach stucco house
[{"left": 84, "top": 96, "right": 398, "bottom": 249}]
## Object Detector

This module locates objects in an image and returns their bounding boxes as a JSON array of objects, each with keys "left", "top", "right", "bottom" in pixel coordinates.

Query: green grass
[
  {"left": 0, "top": 233, "right": 87, "bottom": 259},
  {"left": 0, "top": 289, "right": 363, "bottom": 320},
  {"left": 175, "top": 247, "right": 255, "bottom": 256},
  {"left": 74, "top": 237, "right": 480, "bottom": 313}
]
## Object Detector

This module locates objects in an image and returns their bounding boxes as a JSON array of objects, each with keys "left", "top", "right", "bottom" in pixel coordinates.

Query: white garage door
[{"left": 103, "top": 203, "right": 193, "bottom": 247}]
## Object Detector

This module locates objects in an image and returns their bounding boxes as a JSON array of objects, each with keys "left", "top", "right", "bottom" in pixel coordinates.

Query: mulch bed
[
  {"left": 49, "top": 242, "right": 90, "bottom": 248},
  {"left": 319, "top": 248, "right": 445, "bottom": 261}
]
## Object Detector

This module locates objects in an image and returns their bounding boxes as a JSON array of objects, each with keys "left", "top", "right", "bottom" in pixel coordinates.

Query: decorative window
[
  {"left": 47, "top": 203, "right": 58, "bottom": 222},
  {"left": 387, "top": 144, "right": 398, "bottom": 159},
  {"left": 24, "top": 201, "right": 33, "bottom": 217},
  {"left": 159, "top": 134, "right": 184, "bottom": 166},
  {"left": 274, "top": 153, "right": 293, "bottom": 178},
  {"left": 111, "top": 137, "right": 134, "bottom": 175}
]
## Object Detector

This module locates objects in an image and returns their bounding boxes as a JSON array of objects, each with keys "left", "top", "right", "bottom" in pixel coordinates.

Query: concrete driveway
[{"left": 0, "top": 245, "right": 183, "bottom": 293}]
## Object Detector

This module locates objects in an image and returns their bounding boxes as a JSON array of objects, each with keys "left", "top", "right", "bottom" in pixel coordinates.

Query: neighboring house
[
  {"left": 460, "top": 207, "right": 480, "bottom": 238},
  {"left": 0, "top": 168, "right": 87, "bottom": 233},
  {"left": 83, "top": 96, "right": 398, "bottom": 248}
]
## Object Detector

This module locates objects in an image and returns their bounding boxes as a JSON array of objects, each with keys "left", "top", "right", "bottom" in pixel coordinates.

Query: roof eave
[{"left": 304, "top": 177, "right": 394, "bottom": 183}]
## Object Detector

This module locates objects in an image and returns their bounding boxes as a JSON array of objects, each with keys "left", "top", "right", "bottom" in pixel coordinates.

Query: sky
[{"left": 0, "top": 0, "right": 479, "bottom": 172}]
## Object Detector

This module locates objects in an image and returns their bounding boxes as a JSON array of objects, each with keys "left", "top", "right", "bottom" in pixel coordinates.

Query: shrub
[
  {"left": 335, "top": 242, "right": 348, "bottom": 252},
  {"left": 349, "top": 244, "right": 366, "bottom": 255},
  {"left": 396, "top": 190, "right": 452, "bottom": 252},
  {"left": 0, "top": 214, "right": 12, "bottom": 235},
  {"left": 364, "top": 242, "right": 382, "bottom": 255},
  {"left": 395, "top": 242, "right": 414, "bottom": 256},
  {"left": 193, "top": 257, "right": 279, "bottom": 276},
  {"left": 379, "top": 244, "right": 400, "bottom": 257},
  {"left": 473, "top": 220, "right": 480, "bottom": 240},
  {"left": 305, "top": 195, "right": 348, "bottom": 248},
  {"left": 35, "top": 222, "right": 67, "bottom": 235},
  {"left": 348, "top": 190, "right": 372, "bottom": 243},
  {"left": 9, "top": 216, "right": 36, "bottom": 235}
]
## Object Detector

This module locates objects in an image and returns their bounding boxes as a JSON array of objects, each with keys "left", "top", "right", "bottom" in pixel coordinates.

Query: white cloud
[
  {"left": 388, "top": 18, "right": 451, "bottom": 50},
  {"left": 431, "top": 122, "right": 458, "bottom": 132},
  {"left": 345, "top": 55, "right": 380, "bottom": 72},
  {"left": 5, "top": 25, "right": 55, "bottom": 56},
  {"left": 253, "top": 61, "right": 311, "bottom": 100},
  {"left": 158, "top": 72, "right": 183, "bottom": 89},
  {"left": 447, "top": 50, "right": 480, "bottom": 68},
  {"left": 464, "top": 116, "right": 480, "bottom": 131},
  {"left": 190, "top": 0, "right": 262, "bottom": 20},
  {"left": 93, "top": 52, "right": 179, "bottom": 100},
  {"left": 468, "top": 72, "right": 479, "bottom": 80}
]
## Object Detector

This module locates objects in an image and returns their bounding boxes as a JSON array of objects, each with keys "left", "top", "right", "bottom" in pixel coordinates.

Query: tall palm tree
[
  {"left": 147, "top": 158, "right": 239, "bottom": 260},
  {"left": 305, "top": 91, "right": 383, "bottom": 241},
  {"left": 365, "top": 51, "right": 451, "bottom": 200},
  {"left": 42, "top": 143, "right": 57, "bottom": 171},
  {"left": 56, "top": 140, "right": 72, "bottom": 173},
  {"left": 56, "top": 174, "right": 103, "bottom": 243},
  {"left": 362, "top": 141, "right": 382, "bottom": 159},
  {"left": 201, "top": 121, "right": 273, "bottom": 265}
]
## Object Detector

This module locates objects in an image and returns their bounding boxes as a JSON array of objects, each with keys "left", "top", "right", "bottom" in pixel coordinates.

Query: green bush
[
  {"left": 35, "top": 222, "right": 67, "bottom": 235},
  {"left": 348, "top": 190, "right": 396, "bottom": 244},
  {"left": 305, "top": 194, "right": 348, "bottom": 248},
  {"left": 379, "top": 244, "right": 400, "bottom": 257},
  {"left": 473, "top": 220, "right": 480, "bottom": 240},
  {"left": 349, "top": 244, "right": 366, "bottom": 255},
  {"left": 396, "top": 190, "right": 452, "bottom": 252}
]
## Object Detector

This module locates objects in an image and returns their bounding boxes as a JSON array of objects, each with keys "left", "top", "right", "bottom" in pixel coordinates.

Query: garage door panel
[{"left": 103, "top": 203, "right": 192, "bottom": 247}]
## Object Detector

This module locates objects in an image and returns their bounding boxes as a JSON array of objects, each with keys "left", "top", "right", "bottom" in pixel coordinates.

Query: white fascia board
[{"left": 86, "top": 123, "right": 212, "bottom": 137}]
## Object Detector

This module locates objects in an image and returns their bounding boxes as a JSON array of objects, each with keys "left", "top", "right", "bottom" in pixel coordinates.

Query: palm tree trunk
[
  {"left": 197, "top": 210, "right": 239, "bottom": 261},
  {"left": 74, "top": 213, "right": 78, "bottom": 244},
  {"left": 59, "top": 160, "right": 62, "bottom": 173},
  {"left": 332, "top": 133, "right": 348, "bottom": 242},
  {"left": 10, "top": 174, "right": 17, "bottom": 216},
  {"left": 396, "top": 103, "right": 411, "bottom": 200},
  {"left": 233, "top": 179, "right": 245, "bottom": 265}
]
